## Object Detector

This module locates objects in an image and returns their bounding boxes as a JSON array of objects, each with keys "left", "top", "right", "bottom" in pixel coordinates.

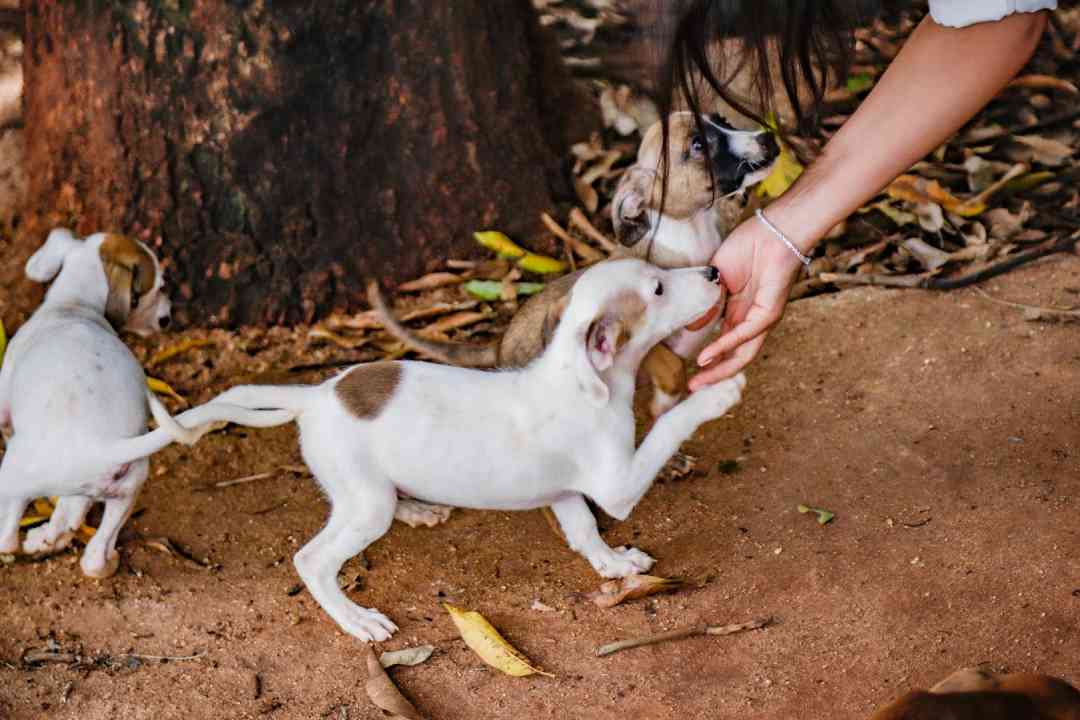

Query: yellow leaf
[
  {"left": 33, "top": 498, "right": 55, "bottom": 516},
  {"left": 757, "top": 142, "right": 803, "bottom": 199},
  {"left": 886, "top": 174, "right": 985, "bottom": 217},
  {"left": 0, "top": 318, "right": 6, "bottom": 367},
  {"left": 146, "top": 377, "right": 185, "bottom": 404},
  {"left": 474, "top": 231, "right": 526, "bottom": 259},
  {"left": 149, "top": 338, "right": 214, "bottom": 367},
  {"left": 517, "top": 253, "right": 567, "bottom": 275},
  {"left": 19, "top": 514, "right": 49, "bottom": 528},
  {"left": 443, "top": 604, "right": 553, "bottom": 677}
]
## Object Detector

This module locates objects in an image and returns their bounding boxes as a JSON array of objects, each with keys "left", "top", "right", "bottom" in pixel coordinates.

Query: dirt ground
[{"left": 2, "top": 254, "right": 1079, "bottom": 719}]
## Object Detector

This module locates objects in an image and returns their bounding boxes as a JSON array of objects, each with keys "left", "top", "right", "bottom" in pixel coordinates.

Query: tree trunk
[{"left": 14, "top": 0, "right": 584, "bottom": 327}]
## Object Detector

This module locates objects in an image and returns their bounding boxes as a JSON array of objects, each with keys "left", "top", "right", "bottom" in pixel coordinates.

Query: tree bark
[{"left": 15, "top": 0, "right": 582, "bottom": 326}]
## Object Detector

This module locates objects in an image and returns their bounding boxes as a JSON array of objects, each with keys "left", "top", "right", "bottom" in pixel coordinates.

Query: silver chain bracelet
[{"left": 755, "top": 208, "right": 812, "bottom": 268}]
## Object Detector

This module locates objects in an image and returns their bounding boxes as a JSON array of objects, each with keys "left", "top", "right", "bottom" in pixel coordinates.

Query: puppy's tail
[
  {"left": 367, "top": 279, "right": 497, "bottom": 368},
  {"left": 105, "top": 393, "right": 298, "bottom": 466}
]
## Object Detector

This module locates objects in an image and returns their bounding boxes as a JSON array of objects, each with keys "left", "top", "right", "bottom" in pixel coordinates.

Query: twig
[
  {"left": 957, "top": 106, "right": 1080, "bottom": 146},
  {"left": 540, "top": 212, "right": 605, "bottom": 263},
  {"left": 972, "top": 286, "right": 1080, "bottom": 321},
  {"left": 819, "top": 235, "right": 1076, "bottom": 291},
  {"left": 123, "top": 651, "right": 206, "bottom": 662},
  {"left": 207, "top": 471, "right": 275, "bottom": 490},
  {"left": 595, "top": 616, "right": 771, "bottom": 657},
  {"left": 568, "top": 207, "right": 618, "bottom": 253}
]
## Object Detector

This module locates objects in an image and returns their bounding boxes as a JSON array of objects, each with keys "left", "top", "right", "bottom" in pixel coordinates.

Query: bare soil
[{"left": 2, "top": 256, "right": 1079, "bottom": 720}]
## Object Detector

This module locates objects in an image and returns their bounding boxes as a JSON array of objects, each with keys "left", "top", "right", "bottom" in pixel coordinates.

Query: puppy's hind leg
[
  {"left": 294, "top": 473, "right": 398, "bottom": 641},
  {"left": 24, "top": 496, "right": 92, "bottom": 555},
  {"left": 550, "top": 495, "right": 654, "bottom": 578},
  {"left": 0, "top": 497, "right": 28, "bottom": 554},
  {"left": 80, "top": 460, "right": 148, "bottom": 578}
]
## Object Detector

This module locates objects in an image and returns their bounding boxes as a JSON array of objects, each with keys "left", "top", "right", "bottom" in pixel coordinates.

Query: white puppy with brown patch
[
  {"left": 210, "top": 258, "right": 746, "bottom": 641},
  {"left": 0, "top": 229, "right": 291, "bottom": 577}
]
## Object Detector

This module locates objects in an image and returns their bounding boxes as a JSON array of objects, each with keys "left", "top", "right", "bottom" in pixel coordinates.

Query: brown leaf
[
  {"left": 900, "top": 238, "right": 951, "bottom": 271},
  {"left": 325, "top": 310, "right": 381, "bottom": 332},
  {"left": 398, "top": 300, "right": 479, "bottom": 323},
  {"left": 587, "top": 574, "right": 684, "bottom": 609},
  {"left": 416, "top": 310, "right": 492, "bottom": 339},
  {"left": 1009, "top": 135, "right": 1075, "bottom": 167},
  {"left": 1007, "top": 74, "right": 1079, "bottom": 94},
  {"left": 574, "top": 176, "right": 599, "bottom": 214},
  {"left": 308, "top": 327, "right": 369, "bottom": 349},
  {"left": 397, "top": 272, "right": 463, "bottom": 293},
  {"left": 914, "top": 203, "right": 945, "bottom": 233},
  {"left": 364, "top": 644, "right": 424, "bottom": 720},
  {"left": 984, "top": 203, "right": 1033, "bottom": 241}
]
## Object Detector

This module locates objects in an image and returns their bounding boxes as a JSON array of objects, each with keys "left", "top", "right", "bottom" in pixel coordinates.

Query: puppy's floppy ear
[
  {"left": 25, "top": 228, "right": 80, "bottom": 283},
  {"left": 612, "top": 168, "right": 654, "bottom": 249},
  {"left": 99, "top": 234, "right": 156, "bottom": 329},
  {"left": 572, "top": 313, "right": 627, "bottom": 408}
]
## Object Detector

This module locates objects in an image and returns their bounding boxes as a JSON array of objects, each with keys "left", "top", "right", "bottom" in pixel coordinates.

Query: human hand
[{"left": 688, "top": 216, "right": 805, "bottom": 390}]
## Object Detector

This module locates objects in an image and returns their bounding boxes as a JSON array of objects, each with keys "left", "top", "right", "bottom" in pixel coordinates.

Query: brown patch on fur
[
  {"left": 99, "top": 234, "right": 156, "bottom": 327},
  {"left": 641, "top": 344, "right": 686, "bottom": 395},
  {"left": 498, "top": 270, "right": 582, "bottom": 368},
  {"left": 335, "top": 362, "right": 403, "bottom": 419}
]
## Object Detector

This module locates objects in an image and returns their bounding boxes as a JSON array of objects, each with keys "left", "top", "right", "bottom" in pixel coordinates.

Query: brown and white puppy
[
  {"left": 372, "top": 111, "right": 777, "bottom": 417},
  {"left": 870, "top": 667, "right": 1080, "bottom": 720},
  {"left": 0, "top": 229, "right": 290, "bottom": 576}
]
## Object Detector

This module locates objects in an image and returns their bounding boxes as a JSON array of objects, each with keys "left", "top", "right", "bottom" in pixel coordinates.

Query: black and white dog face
[{"left": 612, "top": 112, "right": 779, "bottom": 249}]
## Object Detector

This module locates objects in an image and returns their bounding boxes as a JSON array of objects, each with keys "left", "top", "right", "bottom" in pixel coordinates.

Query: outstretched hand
[{"left": 688, "top": 217, "right": 804, "bottom": 391}]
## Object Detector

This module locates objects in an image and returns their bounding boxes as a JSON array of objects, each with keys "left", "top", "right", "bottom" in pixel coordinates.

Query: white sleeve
[{"left": 929, "top": 0, "right": 1057, "bottom": 28}]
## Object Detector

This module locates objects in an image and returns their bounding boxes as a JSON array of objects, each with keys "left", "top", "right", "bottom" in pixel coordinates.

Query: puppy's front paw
[
  {"left": 81, "top": 549, "right": 120, "bottom": 579},
  {"left": 687, "top": 372, "right": 746, "bottom": 422},
  {"left": 592, "top": 546, "right": 656, "bottom": 578},
  {"left": 334, "top": 604, "right": 398, "bottom": 641}
]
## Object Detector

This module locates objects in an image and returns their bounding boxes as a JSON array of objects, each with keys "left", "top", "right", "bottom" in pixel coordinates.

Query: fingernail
[{"left": 698, "top": 353, "right": 714, "bottom": 367}]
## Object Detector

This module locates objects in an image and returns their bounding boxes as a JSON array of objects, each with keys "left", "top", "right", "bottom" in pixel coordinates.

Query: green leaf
[
  {"left": 846, "top": 73, "right": 874, "bottom": 94},
  {"left": 463, "top": 280, "right": 544, "bottom": 301},
  {"left": 797, "top": 503, "right": 835, "bottom": 526}
]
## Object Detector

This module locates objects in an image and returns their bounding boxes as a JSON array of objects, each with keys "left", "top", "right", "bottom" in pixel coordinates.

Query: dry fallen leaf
[
  {"left": 586, "top": 574, "right": 684, "bottom": 609},
  {"left": 574, "top": 176, "right": 599, "bottom": 214},
  {"left": 983, "top": 203, "right": 1033, "bottom": 241},
  {"left": 1009, "top": 135, "right": 1075, "bottom": 167},
  {"left": 901, "top": 238, "right": 951, "bottom": 271},
  {"left": 914, "top": 202, "right": 945, "bottom": 233},
  {"left": 865, "top": 200, "right": 917, "bottom": 227},
  {"left": 416, "top": 310, "right": 492, "bottom": 339},
  {"left": 146, "top": 377, "right": 186, "bottom": 405},
  {"left": 443, "top": 604, "right": 553, "bottom": 677},
  {"left": 397, "top": 272, "right": 463, "bottom": 293},
  {"left": 0, "top": 318, "right": 7, "bottom": 366},
  {"left": 307, "top": 327, "right": 369, "bottom": 350},
  {"left": 364, "top": 644, "right": 424, "bottom": 720},
  {"left": 886, "top": 175, "right": 985, "bottom": 217},
  {"left": 1007, "top": 74, "right": 1078, "bottom": 94},
  {"left": 149, "top": 338, "right": 214, "bottom": 367},
  {"left": 380, "top": 645, "right": 435, "bottom": 669}
]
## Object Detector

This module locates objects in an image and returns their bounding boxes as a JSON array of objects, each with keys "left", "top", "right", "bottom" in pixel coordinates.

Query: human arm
[{"left": 689, "top": 9, "right": 1049, "bottom": 389}]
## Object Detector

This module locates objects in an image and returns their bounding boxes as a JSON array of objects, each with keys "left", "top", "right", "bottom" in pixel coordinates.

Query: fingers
[
  {"left": 688, "top": 334, "right": 765, "bottom": 391},
  {"left": 697, "top": 303, "right": 778, "bottom": 367}
]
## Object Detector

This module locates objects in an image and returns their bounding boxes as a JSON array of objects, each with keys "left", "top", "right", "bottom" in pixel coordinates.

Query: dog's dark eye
[
  {"left": 654, "top": 281, "right": 664, "bottom": 296},
  {"left": 690, "top": 135, "right": 705, "bottom": 156}
]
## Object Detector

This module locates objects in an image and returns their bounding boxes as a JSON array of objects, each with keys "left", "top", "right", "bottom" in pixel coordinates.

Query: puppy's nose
[
  {"left": 703, "top": 266, "right": 720, "bottom": 284},
  {"left": 760, "top": 132, "right": 779, "bottom": 161},
  {"left": 158, "top": 314, "right": 172, "bottom": 329}
]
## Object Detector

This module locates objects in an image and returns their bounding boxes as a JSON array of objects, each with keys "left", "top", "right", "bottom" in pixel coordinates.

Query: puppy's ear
[
  {"left": 25, "top": 228, "right": 80, "bottom": 283},
  {"left": 612, "top": 168, "right": 654, "bottom": 249},
  {"left": 573, "top": 314, "right": 627, "bottom": 408},
  {"left": 541, "top": 292, "right": 571, "bottom": 347},
  {"left": 99, "top": 234, "right": 156, "bottom": 329}
]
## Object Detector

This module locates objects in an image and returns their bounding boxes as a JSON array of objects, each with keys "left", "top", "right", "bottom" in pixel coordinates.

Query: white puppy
[
  {"left": 210, "top": 258, "right": 747, "bottom": 641},
  {"left": 0, "top": 229, "right": 290, "bottom": 577}
]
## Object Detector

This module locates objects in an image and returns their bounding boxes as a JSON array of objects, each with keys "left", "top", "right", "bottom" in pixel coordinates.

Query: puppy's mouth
[{"left": 686, "top": 302, "right": 721, "bottom": 331}]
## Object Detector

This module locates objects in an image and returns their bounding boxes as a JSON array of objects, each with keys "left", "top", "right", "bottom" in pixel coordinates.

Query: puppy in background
[
  {"left": 373, "top": 111, "right": 776, "bottom": 418},
  {"left": 209, "top": 259, "right": 745, "bottom": 641},
  {"left": 612, "top": 111, "right": 777, "bottom": 415},
  {"left": 870, "top": 667, "right": 1080, "bottom": 720},
  {"left": 0, "top": 229, "right": 290, "bottom": 577}
]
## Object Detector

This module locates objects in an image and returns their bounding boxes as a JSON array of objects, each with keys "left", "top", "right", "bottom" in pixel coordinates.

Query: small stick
[
  {"left": 123, "top": 651, "right": 206, "bottom": 662},
  {"left": 541, "top": 212, "right": 605, "bottom": 263},
  {"left": 596, "top": 616, "right": 772, "bottom": 657},
  {"left": 568, "top": 208, "right": 618, "bottom": 253},
  {"left": 211, "top": 472, "right": 275, "bottom": 489},
  {"left": 972, "top": 286, "right": 1080, "bottom": 320}
]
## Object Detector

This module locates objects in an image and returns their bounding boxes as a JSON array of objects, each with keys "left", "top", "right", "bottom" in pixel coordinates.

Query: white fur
[
  {"left": 0, "top": 230, "right": 291, "bottom": 576},
  {"left": 210, "top": 259, "right": 746, "bottom": 641}
]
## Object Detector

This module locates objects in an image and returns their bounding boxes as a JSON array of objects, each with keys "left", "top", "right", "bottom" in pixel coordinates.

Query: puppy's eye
[
  {"left": 690, "top": 135, "right": 705, "bottom": 155},
  {"left": 654, "top": 281, "right": 664, "bottom": 296}
]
